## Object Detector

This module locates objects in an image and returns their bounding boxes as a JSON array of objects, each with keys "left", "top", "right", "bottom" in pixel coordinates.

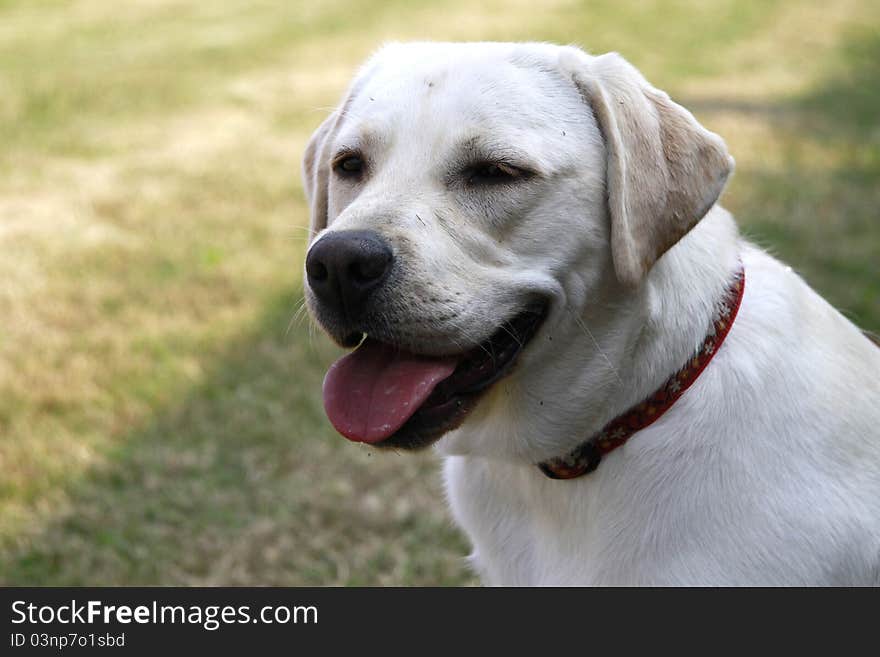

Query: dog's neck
[
  {"left": 540, "top": 258, "right": 745, "bottom": 478},
  {"left": 439, "top": 206, "right": 742, "bottom": 465},
  {"left": 615, "top": 206, "right": 742, "bottom": 423}
]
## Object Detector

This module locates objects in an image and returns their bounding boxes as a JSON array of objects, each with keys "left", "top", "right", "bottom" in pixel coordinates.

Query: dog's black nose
[{"left": 306, "top": 230, "right": 393, "bottom": 319}]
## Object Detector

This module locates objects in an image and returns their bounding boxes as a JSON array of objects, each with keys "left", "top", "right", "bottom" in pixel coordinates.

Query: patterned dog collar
[{"left": 538, "top": 264, "right": 746, "bottom": 480}]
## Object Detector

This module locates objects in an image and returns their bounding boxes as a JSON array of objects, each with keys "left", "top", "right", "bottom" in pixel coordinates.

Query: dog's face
[{"left": 303, "top": 42, "right": 732, "bottom": 459}]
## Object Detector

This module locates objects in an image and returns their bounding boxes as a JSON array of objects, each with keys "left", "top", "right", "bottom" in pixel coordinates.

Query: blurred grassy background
[{"left": 0, "top": 0, "right": 877, "bottom": 585}]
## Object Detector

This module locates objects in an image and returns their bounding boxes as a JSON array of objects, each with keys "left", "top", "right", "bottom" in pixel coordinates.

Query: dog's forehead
[{"left": 339, "top": 43, "right": 584, "bottom": 146}]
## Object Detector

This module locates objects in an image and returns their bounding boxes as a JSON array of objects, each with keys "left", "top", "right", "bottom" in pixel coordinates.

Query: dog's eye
[
  {"left": 466, "top": 162, "right": 523, "bottom": 185},
  {"left": 333, "top": 154, "right": 365, "bottom": 177}
]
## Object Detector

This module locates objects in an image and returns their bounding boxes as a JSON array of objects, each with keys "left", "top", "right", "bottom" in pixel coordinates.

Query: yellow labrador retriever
[{"left": 302, "top": 42, "right": 880, "bottom": 585}]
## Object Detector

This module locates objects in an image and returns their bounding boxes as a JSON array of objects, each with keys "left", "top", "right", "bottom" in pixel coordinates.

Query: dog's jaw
[{"left": 437, "top": 207, "right": 744, "bottom": 464}]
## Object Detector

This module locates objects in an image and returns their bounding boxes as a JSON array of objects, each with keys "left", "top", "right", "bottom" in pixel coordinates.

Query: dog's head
[{"left": 302, "top": 42, "right": 733, "bottom": 457}]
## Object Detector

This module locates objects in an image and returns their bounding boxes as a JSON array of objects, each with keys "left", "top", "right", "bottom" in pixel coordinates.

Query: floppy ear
[
  {"left": 565, "top": 51, "right": 734, "bottom": 287},
  {"left": 302, "top": 63, "right": 378, "bottom": 239},
  {"left": 302, "top": 110, "right": 340, "bottom": 238}
]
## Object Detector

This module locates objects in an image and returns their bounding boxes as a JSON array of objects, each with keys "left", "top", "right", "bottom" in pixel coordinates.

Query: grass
[{"left": 0, "top": 0, "right": 877, "bottom": 585}]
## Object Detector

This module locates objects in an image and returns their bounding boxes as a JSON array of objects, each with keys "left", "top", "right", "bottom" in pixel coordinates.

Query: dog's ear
[
  {"left": 564, "top": 51, "right": 734, "bottom": 287},
  {"left": 302, "top": 110, "right": 340, "bottom": 238},
  {"left": 302, "top": 65, "right": 376, "bottom": 239}
]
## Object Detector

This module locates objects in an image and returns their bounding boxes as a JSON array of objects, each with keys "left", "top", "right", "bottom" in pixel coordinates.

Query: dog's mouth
[{"left": 322, "top": 300, "right": 549, "bottom": 450}]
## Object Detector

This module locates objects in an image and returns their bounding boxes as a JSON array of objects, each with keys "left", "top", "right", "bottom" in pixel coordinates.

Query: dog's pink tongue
[{"left": 323, "top": 340, "right": 457, "bottom": 443}]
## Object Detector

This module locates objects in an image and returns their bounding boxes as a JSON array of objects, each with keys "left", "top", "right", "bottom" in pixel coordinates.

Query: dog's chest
[{"left": 443, "top": 455, "right": 631, "bottom": 585}]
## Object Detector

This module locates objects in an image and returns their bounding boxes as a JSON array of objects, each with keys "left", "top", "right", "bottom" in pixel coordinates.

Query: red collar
[{"left": 538, "top": 265, "right": 746, "bottom": 480}]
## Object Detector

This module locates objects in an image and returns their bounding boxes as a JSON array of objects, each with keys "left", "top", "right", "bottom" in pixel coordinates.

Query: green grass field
[{"left": 0, "top": 0, "right": 877, "bottom": 585}]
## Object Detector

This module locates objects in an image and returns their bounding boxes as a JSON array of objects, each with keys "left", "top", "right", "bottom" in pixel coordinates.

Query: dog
[{"left": 301, "top": 42, "right": 880, "bottom": 585}]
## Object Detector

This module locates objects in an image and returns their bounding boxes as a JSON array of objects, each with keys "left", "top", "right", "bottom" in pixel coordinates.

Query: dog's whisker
[
  {"left": 436, "top": 312, "right": 494, "bottom": 359},
  {"left": 285, "top": 297, "right": 309, "bottom": 339},
  {"left": 307, "top": 308, "right": 318, "bottom": 348},
  {"left": 568, "top": 309, "right": 624, "bottom": 389},
  {"left": 497, "top": 322, "right": 524, "bottom": 349}
]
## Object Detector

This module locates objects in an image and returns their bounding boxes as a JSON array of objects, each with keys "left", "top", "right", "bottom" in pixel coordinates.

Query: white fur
[
  {"left": 444, "top": 229, "right": 880, "bottom": 585},
  {"left": 304, "top": 42, "right": 880, "bottom": 585}
]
